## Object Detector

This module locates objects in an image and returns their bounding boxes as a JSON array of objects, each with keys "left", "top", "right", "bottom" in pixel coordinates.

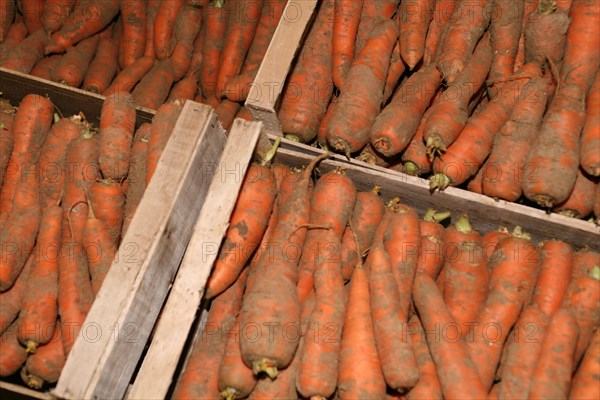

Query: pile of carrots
[
  {"left": 273, "top": 0, "right": 600, "bottom": 220},
  {"left": 0, "top": 91, "right": 181, "bottom": 389},
  {"left": 172, "top": 155, "right": 600, "bottom": 400},
  {"left": 0, "top": 0, "right": 281, "bottom": 129}
]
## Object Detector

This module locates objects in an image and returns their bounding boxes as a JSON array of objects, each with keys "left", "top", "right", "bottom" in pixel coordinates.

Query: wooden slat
[
  {"left": 0, "top": 381, "right": 53, "bottom": 400},
  {"left": 127, "top": 119, "right": 263, "bottom": 400},
  {"left": 0, "top": 67, "right": 155, "bottom": 126},
  {"left": 274, "top": 148, "right": 600, "bottom": 251},
  {"left": 245, "top": 0, "right": 318, "bottom": 135},
  {"left": 53, "top": 102, "right": 227, "bottom": 400}
]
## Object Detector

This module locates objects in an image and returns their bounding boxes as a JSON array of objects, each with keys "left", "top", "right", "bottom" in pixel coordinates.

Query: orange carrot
[
  {"left": 595, "top": 182, "right": 600, "bottom": 222},
  {"left": 466, "top": 228, "right": 540, "bottom": 390},
  {"left": 214, "top": 100, "right": 241, "bottom": 132},
  {"left": 528, "top": 307, "right": 580, "bottom": 399},
  {"left": 0, "top": 29, "right": 48, "bottom": 73},
  {"left": 89, "top": 179, "right": 125, "bottom": 247},
  {"left": 0, "top": 0, "right": 15, "bottom": 40},
  {"left": 338, "top": 263, "right": 387, "bottom": 399},
  {"left": 399, "top": 0, "right": 435, "bottom": 69},
  {"left": 405, "top": 315, "right": 442, "bottom": 400},
  {"left": 382, "top": 40, "right": 406, "bottom": 105},
  {"left": 354, "top": 0, "right": 400, "bottom": 55},
  {"left": 121, "top": 124, "right": 149, "bottom": 237},
  {"left": 413, "top": 272, "right": 488, "bottom": 399},
  {"left": 131, "top": 59, "right": 175, "bottom": 110},
  {"left": 153, "top": 0, "right": 185, "bottom": 60},
  {"left": 0, "top": 20, "right": 27, "bottom": 56},
  {"left": 146, "top": 100, "right": 183, "bottom": 185},
  {"left": 20, "top": 321, "right": 65, "bottom": 389},
  {"left": 41, "top": 0, "right": 75, "bottom": 34},
  {"left": 205, "top": 163, "right": 277, "bottom": 299},
  {"left": 481, "top": 227, "right": 509, "bottom": 262},
  {"left": 103, "top": 55, "right": 155, "bottom": 96},
  {"left": 185, "top": 21, "right": 205, "bottom": 83},
  {"left": 21, "top": 0, "right": 44, "bottom": 34},
  {"left": 278, "top": 0, "right": 334, "bottom": 143},
  {"left": 0, "top": 318, "right": 27, "bottom": 376},
  {"left": 119, "top": 0, "right": 146, "bottom": 68},
  {"left": 339, "top": 187, "right": 385, "bottom": 281},
  {"left": 481, "top": 76, "right": 549, "bottom": 201},
  {"left": 18, "top": 206, "right": 61, "bottom": 352},
  {"left": 416, "top": 209, "right": 450, "bottom": 280},
  {"left": 0, "top": 100, "right": 16, "bottom": 187},
  {"left": 371, "top": 65, "right": 441, "bottom": 157},
  {"left": 45, "top": 0, "right": 119, "bottom": 54},
  {"left": 533, "top": 240, "right": 574, "bottom": 317},
  {"left": 327, "top": 19, "right": 398, "bottom": 155},
  {"left": 553, "top": 169, "right": 597, "bottom": 218},
  {"left": 235, "top": 106, "right": 254, "bottom": 122},
  {"left": 581, "top": 70, "right": 600, "bottom": 176},
  {"left": 497, "top": 303, "right": 549, "bottom": 399},
  {"left": 83, "top": 37, "right": 119, "bottom": 94},
  {"left": 172, "top": 269, "right": 246, "bottom": 399},
  {"left": 567, "top": 266, "right": 600, "bottom": 366},
  {"left": 423, "top": 0, "right": 458, "bottom": 66},
  {"left": 201, "top": 0, "right": 227, "bottom": 99},
  {"left": 401, "top": 106, "right": 434, "bottom": 176},
  {"left": 217, "top": 316, "right": 256, "bottom": 400},
  {"left": 524, "top": 0, "right": 570, "bottom": 69},
  {"left": 240, "top": 154, "right": 328, "bottom": 378},
  {"left": 332, "top": 0, "right": 363, "bottom": 89},
  {"left": 170, "top": 4, "right": 202, "bottom": 81},
  {"left": 29, "top": 54, "right": 62, "bottom": 80},
  {"left": 167, "top": 76, "right": 199, "bottom": 102},
  {"left": 0, "top": 252, "right": 33, "bottom": 335},
  {"left": 436, "top": 0, "right": 491, "bottom": 83},
  {"left": 143, "top": 0, "right": 160, "bottom": 58},
  {"left": 51, "top": 33, "right": 100, "bottom": 87},
  {"left": 569, "top": 329, "right": 600, "bottom": 400},
  {"left": 489, "top": 0, "right": 524, "bottom": 87}
]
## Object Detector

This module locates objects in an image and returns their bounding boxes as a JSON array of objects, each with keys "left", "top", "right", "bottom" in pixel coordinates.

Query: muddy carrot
[
  {"left": 201, "top": 0, "right": 227, "bottom": 99},
  {"left": 30, "top": 54, "right": 62, "bottom": 80},
  {"left": 51, "top": 33, "right": 100, "bottom": 87},
  {"left": 524, "top": 0, "right": 570, "bottom": 69},
  {"left": 332, "top": 0, "right": 363, "bottom": 89},
  {"left": 489, "top": 0, "right": 524, "bottom": 87},
  {"left": 131, "top": 59, "right": 175, "bottom": 110},
  {"left": 214, "top": 100, "right": 241, "bottom": 132},
  {"left": 119, "top": 0, "right": 146, "bottom": 68},
  {"left": 416, "top": 209, "right": 450, "bottom": 280},
  {"left": 533, "top": 240, "right": 574, "bottom": 315},
  {"left": 21, "top": 0, "right": 44, "bottom": 34},
  {"left": 171, "top": 4, "right": 202, "bottom": 81},
  {"left": 153, "top": 0, "right": 185, "bottom": 60},
  {"left": 581, "top": 70, "right": 600, "bottom": 176},
  {"left": 83, "top": 37, "right": 119, "bottom": 94},
  {"left": 401, "top": 106, "right": 434, "bottom": 176},
  {"left": 423, "top": 0, "right": 458, "bottom": 66},
  {"left": 481, "top": 227, "right": 510, "bottom": 262},
  {"left": 0, "top": 29, "right": 48, "bottom": 73},
  {"left": 0, "top": 20, "right": 27, "bottom": 56},
  {"left": 167, "top": 76, "right": 199, "bottom": 102},
  {"left": 0, "top": 252, "right": 33, "bottom": 335},
  {"left": 88, "top": 179, "right": 125, "bottom": 247},
  {"left": 146, "top": 100, "right": 183, "bottom": 185},
  {"left": 21, "top": 321, "right": 65, "bottom": 388},
  {"left": 553, "top": 169, "right": 597, "bottom": 218},
  {"left": 103, "top": 56, "right": 155, "bottom": 96},
  {"left": 354, "top": 0, "right": 400, "bottom": 55},
  {"left": 399, "top": 0, "right": 435, "bottom": 69},
  {"left": 0, "top": 318, "right": 27, "bottom": 376},
  {"left": 41, "top": 0, "right": 75, "bottom": 34},
  {"left": 406, "top": 315, "right": 442, "bottom": 400},
  {"left": 0, "top": 100, "right": 16, "bottom": 187},
  {"left": 382, "top": 40, "right": 406, "bottom": 105},
  {"left": 567, "top": 266, "right": 600, "bottom": 366},
  {"left": 569, "top": 329, "right": 600, "bottom": 400},
  {"left": 121, "top": 125, "right": 149, "bottom": 237},
  {"left": 0, "top": 0, "right": 15, "bottom": 40}
]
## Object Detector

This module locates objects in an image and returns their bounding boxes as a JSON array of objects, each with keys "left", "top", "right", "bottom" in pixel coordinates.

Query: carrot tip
[
  {"left": 251, "top": 358, "right": 278, "bottom": 379},
  {"left": 220, "top": 387, "right": 240, "bottom": 400},
  {"left": 455, "top": 214, "right": 473, "bottom": 233},
  {"left": 20, "top": 368, "right": 44, "bottom": 390},
  {"left": 430, "top": 173, "right": 451, "bottom": 192},
  {"left": 25, "top": 340, "right": 38, "bottom": 354},
  {"left": 426, "top": 137, "right": 446, "bottom": 160},
  {"left": 372, "top": 138, "right": 390, "bottom": 155}
]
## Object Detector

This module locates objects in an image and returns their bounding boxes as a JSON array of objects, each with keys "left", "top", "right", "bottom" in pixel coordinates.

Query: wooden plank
[
  {"left": 53, "top": 101, "right": 227, "bottom": 400},
  {"left": 274, "top": 148, "right": 600, "bottom": 251},
  {"left": 245, "top": 0, "right": 318, "bottom": 135},
  {"left": 0, "top": 67, "right": 155, "bottom": 126},
  {"left": 127, "top": 119, "right": 263, "bottom": 399},
  {"left": 0, "top": 382, "right": 53, "bottom": 400}
]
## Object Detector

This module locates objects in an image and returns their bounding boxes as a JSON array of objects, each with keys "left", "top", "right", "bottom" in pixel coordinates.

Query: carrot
[
  {"left": 339, "top": 187, "right": 385, "bottom": 281},
  {"left": 153, "top": 0, "right": 185, "bottom": 60},
  {"left": 316, "top": 99, "right": 336, "bottom": 147},
  {"left": 103, "top": 55, "right": 155, "bottom": 96},
  {"left": 29, "top": 54, "right": 62, "bottom": 80},
  {"left": 481, "top": 227, "right": 509, "bottom": 262},
  {"left": 405, "top": 315, "right": 442, "bottom": 400},
  {"left": 327, "top": 19, "right": 398, "bottom": 156},
  {"left": 466, "top": 227, "right": 540, "bottom": 390},
  {"left": 436, "top": 0, "right": 491, "bottom": 83},
  {"left": 416, "top": 209, "right": 450, "bottom": 280},
  {"left": 567, "top": 266, "right": 600, "bottom": 366},
  {"left": 382, "top": 40, "right": 406, "bottom": 105},
  {"left": 488, "top": 0, "right": 524, "bottom": 87},
  {"left": 235, "top": 106, "right": 254, "bottom": 122},
  {"left": 240, "top": 154, "right": 328, "bottom": 378},
  {"left": 296, "top": 171, "right": 355, "bottom": 398},
  {"left": 356, "top": 143, "right": 391, "bottom": 167},
  {"left": 167, "top": 76, "right": 199, "bottom": 102},
  {"left": 570, "top": 248, "right": 600, "bottom": 286},
  {"left": 371, "top": 65, "right": 441, "bottom": 157},
  {"left": 401, "top": 106, "right": 434, "bottom": 176},
  {"left": 570, "top": 329, "right": 600, "bottom": 400},
  {"left": 399, "top": 0, "right": 435, "bottom": 69},
  {"left": 62, "top": 129, "right": 99, "bottom": 242},
  {"left": 338, "top": 262, "right": 386, "bottom": 399},
  {"left": 0, "top": 20, "right": 27, "bottom": 56},
  {"left": 594, "top": 182, "right": 600, "bottom": 222},
  {"left": 0, "top": 252, "right": 33, "bottom": 335},
  {"left": 121, "top": 124, "right": 149, "bottom": 237},
  {"left": 118, "top": 0, "right": 146, "bottom": 68},
  {"left": 146, "top": 101, "right": 183, "bottom": 185},
  {"left": 41, "top": 0, "right": 75, "bottom": 34},
  {"left": 172, "top": 269, "right": 246, "bottom": 400},
  {"left": 524, "top": 0, "right": 570, "bottom": 69},
  {"left": 332, "top": 0, "right": 363, "bottom": 89},
  {"left": 20, "top": 321, "right": 65, "bottom": 388},
  {"left": 0, "top": 318, "right": 27, "bottom": 376},
  {"left": 0, "top": 29, "right": 48, "bottom": 73},
  {"left": 497, "top": 303, "right": 549, "bottom": 399},
  {"left": 132, "top": 59, "right": 175, "bottom": 110},
  {"left": 368, "top": 222, "right": 419, "bottom": 392},
  {"left": 98, "top": 91, "right": 136, "bottom": 181},
  {"left": 553, "top": 169, "right": 597, "bottom": 218},
  {"left": 185, "top": 25, "right": 205, "bottom": 83},
  {"left": 0, "top": 100, "right": 16, "bottom": 187},
  {"left": 354, "top": 0, "right": 400, "bottom": 55},
  {"left": 423, "top": 34, "right": 493, "bottom": 158},
  {"left": 18, "top": 206, "right": 61, "bottom": 353},
  {"left": 83, "top": 37, "right": 119, "bottom": 94},
  {"left": 278, "top": 0, "right": 334, "bottom": 143},
  {"left": 89, "top": 179, "right": 125, "bottom": 247},
  {"left": 51, "top": 33, "right": 99, "bottom": 87},
  {"left": 38, "top": 115, "right": 87, "bottom": 212},
  {"left": 45, "top": 0, "right": 119, "bottom": 54},
  {"left": 200, "top": 0, "right": 227, "bottom": 99},
  {"left": 0, "top": 0, "right": 15, "bottom": 41},
  {"left": 533, "top": 240, "right": 574, "bottom": 317},
  {"left": 432, "top": 63, "right": 542, "bottom": 191},
  {"left": 481, "top": 76, "right": 549, "bottom": 201},
  {"left": 170, "top": 4, "right": 202, "bottom": 81},
  {"left": 205, "top": 163, "right": 277, "bottom": 299},
  {"left": 143, "top": 0, "right": 160, "bottom": 58},
  {"left": 296, "top": 169, "right": 356, "bottom": 304},
  {"left": 21, "top": 0, "right": 44, "bottom": 34},
  {"left": 413, "top": 272, "right": 488, "bottom": 399},
  {"left": 528, "top": 307, "right": 580, "bottom": 399},
  {"left": 214, "top": 100, "right": 241, "bottom": 132},
  {"left": 423, "top": 0, "right": 458, "bottom": 66},
  {"left": 223, "top": 0, "right": 287, "bottom": 101},
  {"left": 581, "top": 70, "right": 600, "bottom": 176}
]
